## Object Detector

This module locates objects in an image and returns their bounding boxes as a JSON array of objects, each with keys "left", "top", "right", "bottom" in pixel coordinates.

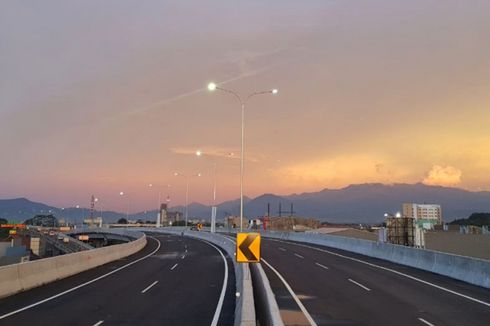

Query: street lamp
[
  {"left": 174, "top": 172, "right": 201, "bottom": 228},
  {"left": 148, "top": 183, "right": 162, "bottom": 227},
  {"left": 148, "top": 183, "right": 171, "bottom": 227},
  {"left": 207, "top": 82, "right": 278, "bottom": 231},
  {"left": 196, "top": 150, "right": 218, "bottom": 233},
  {"left": 119, "top": 191, "right": 130, "bottom": 220},
  {"left": 75, "top": 205, "right": 80, "bottom": 228}
]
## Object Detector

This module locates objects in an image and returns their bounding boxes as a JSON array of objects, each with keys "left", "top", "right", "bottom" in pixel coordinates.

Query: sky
[{"left": 1, "top": 0, "right": 489, "bottom": 212}]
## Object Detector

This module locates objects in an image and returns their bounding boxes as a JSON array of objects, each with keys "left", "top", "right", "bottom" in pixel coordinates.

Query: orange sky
[{"left": 1, "top": 1, "right": 489, "bottom": 212}]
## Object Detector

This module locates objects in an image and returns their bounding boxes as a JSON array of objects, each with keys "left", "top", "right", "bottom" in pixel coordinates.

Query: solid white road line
[
  {"left": 262, "top": 258, "right": 317, "bottom": 326},
  {"left": 0, "top": 237, "right": 162, "bottom": 321},
  {"left": 200, "top": 240, "right": 229, "bottom": 326},
  {"left": 278, "top": 247, "right": 287, "bottom": 251},
  {"left": 141, "top": 281, "right": 159, "bottom": 294},
  {"left": 294, "top": 253, "right": 304, "bottom": 259},
  {"left": 315, "top": 262, "right": 329, "bottom": 270},
  {"left": 267, "top": 239, "right": 490, "bottom": 308},
  {"left": 93, "top": 321, "right": 104, "bottom": 326},
  {"left": 418, "top": 317, "right": 436, "bottom": 326},
  {"left": 348, "top": 279, "right": 371, "bottom": 291},
  {"left": 170, "top": 263, "right": 178, "bottom": 270}
]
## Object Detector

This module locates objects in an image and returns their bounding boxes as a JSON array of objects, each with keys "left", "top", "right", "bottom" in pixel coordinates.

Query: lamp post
[
  {"left": 75, "top": 205, "right": 80, "bottom": 229},
  {"left": 196, "top": 150, "right": 218, "bottom": 232},
  {"left": 207, "top": 82, "right": 278, "bottom": 231},
  {"left": 174, "top": 172, "right": 201, "bottom": 228},
  {"left": 119, "top": 191, "right": 130, "bottom": 221},
  {"left": 148, "top": 184, "right": 162, "bottom": 227},
  {"left": 148, "top": 183, "right": 172, "bottom": 227}
]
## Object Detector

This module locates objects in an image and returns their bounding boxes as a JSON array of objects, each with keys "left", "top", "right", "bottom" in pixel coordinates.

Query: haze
[{"left": 1, "top": 0, "right": 489, "bottom": 212}]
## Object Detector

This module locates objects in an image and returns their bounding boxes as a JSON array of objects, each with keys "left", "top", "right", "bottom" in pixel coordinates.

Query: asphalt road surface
[
  {"left": 0, "top": 233, "right": 235, "bottom": 326},
  {"left": 259, "top": 237, "right": 490, "bottom": 326}
]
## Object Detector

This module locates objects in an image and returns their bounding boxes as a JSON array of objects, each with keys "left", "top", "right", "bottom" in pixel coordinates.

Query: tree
[
  {"left": 450, "top": 213, "right": 490, "bottom": 226},
  {"left": 0, "top": 218, "right": 8, "bottom": 224},
  {"left": 117, "top": 218, "right": 128, "bottom": 224}
]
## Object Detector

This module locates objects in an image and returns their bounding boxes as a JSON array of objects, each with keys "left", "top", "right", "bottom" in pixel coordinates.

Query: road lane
[
  {"left": 261, "top": 237, "right": 490, "bottom": 326},
  {"left": 0, "top": 233, "right": 235, "bottom": 326}
]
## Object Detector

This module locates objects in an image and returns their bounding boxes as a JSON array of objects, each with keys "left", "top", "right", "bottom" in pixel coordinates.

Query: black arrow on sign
[{"left": 239, "top": 234, "right": 258, "bottom": 261}]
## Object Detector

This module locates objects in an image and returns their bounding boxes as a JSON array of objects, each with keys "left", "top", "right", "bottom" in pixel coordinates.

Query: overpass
[{"left": 0, "top": 227, "right": 488, "bottom": 325}]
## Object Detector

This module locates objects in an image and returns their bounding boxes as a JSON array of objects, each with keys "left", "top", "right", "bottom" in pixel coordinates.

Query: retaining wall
[{"left": 0, "top": 229, "right": 146, "bottom": 299}]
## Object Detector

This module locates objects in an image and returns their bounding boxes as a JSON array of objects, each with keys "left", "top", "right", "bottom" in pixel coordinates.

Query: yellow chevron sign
[{"left": 236, "top": 233, "right": 261, "bottom": 263}]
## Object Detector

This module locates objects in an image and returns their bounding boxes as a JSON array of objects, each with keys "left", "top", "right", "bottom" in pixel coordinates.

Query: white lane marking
[
  {"left": 418, "top": 317, "right": 436, "bottom": 326},
  {"left": 200, "top": 240, "right": 229, "bottom": 326},
  {"left": 185, "top": 249, "right": 188, "bottom": 252},
  {"left": 141, "top": 281, "right": 159, "bottom": 294},
  {"left": 181, "top": 255, "right": 186, "bottom": 259},
  {"left": 348, "top": 279, "right": 371, "bottom": 291},
  {"left": 170, "top": 263, "right": 178, "bottom": 270},
  {"left": 294, "top": 253, "right": 304, "bottom": 259},
  {"left": 267, "top": 238, "right": 490, "bottom": 308},
  {"left": 0, "top": 237, "right": 162, "bottom": 321},
  {"left": 315, "top": 262, "right": 329, "bottom": 270},
  {"left": 278, "top": 247, "right": 287, "bottom": 251},
  {"left": 262, "top": 258, "right": 317, "bottom": 326},
  {"left": 93, "top": 321, "right": 104, "bottom": 326},
  {"left": 222, "top": 234, "right": 236, "bottom": 244}
]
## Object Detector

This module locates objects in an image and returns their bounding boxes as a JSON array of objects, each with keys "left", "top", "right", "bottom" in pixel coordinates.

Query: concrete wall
[
  {"left": 261, "top": 231, "right": 490, "bottom": 289},
  {"left": 425, "top": 232, "right": 490, "bottom": 260},
  {"left": 0, "top": 230, "right": 146, "bottom": 299}
]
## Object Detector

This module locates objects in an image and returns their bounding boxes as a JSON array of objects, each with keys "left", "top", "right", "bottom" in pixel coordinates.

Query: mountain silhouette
[{"left": 2, "top": 183, "right": 490, "bottom": 224}]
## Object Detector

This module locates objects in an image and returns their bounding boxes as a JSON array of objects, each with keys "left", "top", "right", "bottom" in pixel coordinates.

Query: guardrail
[
  {"left": 253, "top": 230, "right": 490, "bottom": 289},
  {"left": 0, "top": 229, "right": 146, "bottom": 299}
]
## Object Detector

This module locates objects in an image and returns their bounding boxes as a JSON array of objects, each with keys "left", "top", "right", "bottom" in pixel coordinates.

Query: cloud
[
  {"left": 423, "top": 165, "right": 462, "bottom": 186},
  {"left": 226, "top": 48, "right": 283, "bottom": 75},
  {"left": 271, "top": 155, "right": 412, "bottom": 190}
]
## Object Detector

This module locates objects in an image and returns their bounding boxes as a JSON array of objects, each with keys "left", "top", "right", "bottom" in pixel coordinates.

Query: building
[
  {"left": 402, "top": 203, "right": 442, "bottom": 229},
  {"left": 159, "top": 203, "right": 168, "bottom": 226}
]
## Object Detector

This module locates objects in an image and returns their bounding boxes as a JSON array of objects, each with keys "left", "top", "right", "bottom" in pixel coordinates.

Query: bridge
[{"left": 0, "top": 227, "right": 488, "bottom": 325}]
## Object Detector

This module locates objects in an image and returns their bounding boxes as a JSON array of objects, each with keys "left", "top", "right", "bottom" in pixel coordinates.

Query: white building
[{"left": 402, "top": 203, "right": 442, "bottom": 229}]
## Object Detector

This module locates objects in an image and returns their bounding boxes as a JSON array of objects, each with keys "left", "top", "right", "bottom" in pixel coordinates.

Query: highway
[
  {"left": 0, "top": 233, "right": 235, "bottom": 326},
  {"left": 259, "top": 237, "right": 490, "bottom": 326}
]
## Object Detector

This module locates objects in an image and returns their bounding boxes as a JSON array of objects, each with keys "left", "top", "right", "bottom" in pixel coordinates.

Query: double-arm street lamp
[
  {"left": 207, "top": 82, "right": 278, "bottom": 231},
  {"left": 174, "top": 172, "right": 201, "bottom": 228}
]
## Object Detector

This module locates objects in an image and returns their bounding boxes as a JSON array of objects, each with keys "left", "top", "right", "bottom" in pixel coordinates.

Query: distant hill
[
  {"left": 449, "top": 213, "right": 490, "bottom": 226},
  {"left": 2, "top": 183, "right": 490, "bottom": 224},
  {"left": 0, "top": 198, "right": 126, "bottom": 224},
  {"left": 281, "top": 183, "right": 490, "bottom": 223}
]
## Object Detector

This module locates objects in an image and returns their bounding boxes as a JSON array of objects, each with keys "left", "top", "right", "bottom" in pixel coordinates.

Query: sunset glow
[{"left": 1, "top": 1, "right": 489, "bottom": 212}]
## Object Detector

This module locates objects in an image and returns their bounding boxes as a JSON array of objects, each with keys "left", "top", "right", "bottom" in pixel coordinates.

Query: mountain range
[{"left": 1, "top": 183, "right": 490, "bottom": 224}]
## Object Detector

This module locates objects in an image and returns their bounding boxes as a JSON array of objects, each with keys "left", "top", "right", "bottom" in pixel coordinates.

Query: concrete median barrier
[
  {"left": 0, "top": 230, "right": 147, "bottom": 299},
  {"left": 250, "top": 263, "right": 284, "bottom": 326},
  {"left": 258, "top": 230, "right": 490, "bottom": 288}
]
